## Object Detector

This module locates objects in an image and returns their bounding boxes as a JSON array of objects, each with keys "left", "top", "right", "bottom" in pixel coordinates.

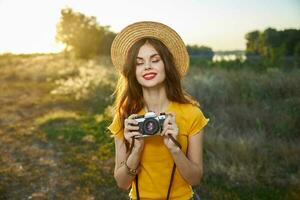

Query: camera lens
[
  {"left": 143, "top": 118, "right": 159, "bottom": 135},
  {"left": 146, "top": 121, "right": 155, "bottom": 131}
]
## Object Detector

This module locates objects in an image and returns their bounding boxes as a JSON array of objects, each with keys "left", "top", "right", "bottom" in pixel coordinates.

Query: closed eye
[{"left": 136, "top": 58, "right": 144, "bottom": 66}]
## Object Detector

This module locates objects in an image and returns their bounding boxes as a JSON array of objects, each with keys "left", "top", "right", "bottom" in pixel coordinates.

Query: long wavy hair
[{"left": 112, "top": 37, "right": 198, "bottom": 130}]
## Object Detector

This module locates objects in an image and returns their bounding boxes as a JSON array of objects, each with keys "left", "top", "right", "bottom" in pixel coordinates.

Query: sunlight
[
  {"left": 0, "top": 0, "right": 299, "bottom": 53},
  {"left": 0, "top": 0, "right": 66, "bottom": 53}
]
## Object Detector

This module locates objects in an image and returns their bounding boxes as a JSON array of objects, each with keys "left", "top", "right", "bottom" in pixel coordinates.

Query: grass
[
  {"left": 0, "top": 53, "right": 299, "bottom": 199},
  {"left": 185, "top": 66, "right": 300, "bottom": 199}
]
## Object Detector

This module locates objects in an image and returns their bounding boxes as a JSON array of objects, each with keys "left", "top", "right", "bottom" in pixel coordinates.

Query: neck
[{"left": 142, "top": 86, "right": 169, "bottom": 115}]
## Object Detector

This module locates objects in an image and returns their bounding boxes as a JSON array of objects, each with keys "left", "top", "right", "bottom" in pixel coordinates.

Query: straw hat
[{"left": 111, "top": 21, "right": 189, "bottom": 78}]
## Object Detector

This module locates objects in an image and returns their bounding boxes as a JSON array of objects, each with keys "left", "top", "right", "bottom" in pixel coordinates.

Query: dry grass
[
  {"left": 0, "top": 53, "right": 299, "bottom": 199},
  {"left": 185, "top": 67, "right": 300, "bottom": 199}
]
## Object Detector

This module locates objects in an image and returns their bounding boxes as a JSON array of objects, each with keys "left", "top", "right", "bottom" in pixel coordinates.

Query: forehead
[{"left": 137, "top": 43, "right": 159, "bottom": 58}]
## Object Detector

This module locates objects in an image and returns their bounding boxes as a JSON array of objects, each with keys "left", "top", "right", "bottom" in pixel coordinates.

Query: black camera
[{"left": 134, "top": 112, "right": 166, "bottom": 137}]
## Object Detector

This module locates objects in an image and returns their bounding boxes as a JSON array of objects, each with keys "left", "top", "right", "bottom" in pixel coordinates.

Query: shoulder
[
  {"left": 107, "top": 112, "right": 123, "bottom": 140},
  {"left": 172, "top": 101, "right": 202, "bottom": 116},
  {"left": 171, "top": 101, "right": 206, "bottom": 126},
  {"left": 172, "top": 101, "right": 209, "bottom": 136}
]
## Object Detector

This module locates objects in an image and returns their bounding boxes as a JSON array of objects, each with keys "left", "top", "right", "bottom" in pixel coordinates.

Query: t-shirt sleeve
[
  {"left": 188, "top": 107, "right": 210, "bottom": 136},
  {"left": 107, "top": 113, "right": 124, "bottom": 140}
]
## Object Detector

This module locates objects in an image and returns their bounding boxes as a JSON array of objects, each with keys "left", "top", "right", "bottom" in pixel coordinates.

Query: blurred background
[{"left": 0, "top": 0, "right": 299, "bottom": 199}]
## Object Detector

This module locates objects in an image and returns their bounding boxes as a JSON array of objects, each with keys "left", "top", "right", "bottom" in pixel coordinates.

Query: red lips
[{"left": 143, "top": 72, "right": 157, "bottom": 80}]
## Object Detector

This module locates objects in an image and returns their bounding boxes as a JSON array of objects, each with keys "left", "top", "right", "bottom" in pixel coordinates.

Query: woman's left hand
[{"left": 161, "top": 113, "right": 179, "bottom": 150}]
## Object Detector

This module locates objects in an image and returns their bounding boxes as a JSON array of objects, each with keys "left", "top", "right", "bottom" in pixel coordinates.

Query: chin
[{"left": 142, "top": 81, "right": 165, "bottom": 89}]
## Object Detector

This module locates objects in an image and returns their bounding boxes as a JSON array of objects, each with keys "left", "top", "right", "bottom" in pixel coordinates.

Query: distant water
[{"left": 213, "top": 53, "right": 246, "bottom": 62}]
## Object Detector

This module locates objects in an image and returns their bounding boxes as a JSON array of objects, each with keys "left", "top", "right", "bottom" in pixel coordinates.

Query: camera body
[{"left": 134, "top": 112, "right": 166, "bottom": 137}]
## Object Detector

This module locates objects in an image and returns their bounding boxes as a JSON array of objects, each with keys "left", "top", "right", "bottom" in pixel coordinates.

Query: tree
[
  {"left": 56, "top": 8, "right": 115, "bottom": 59},
  {"left": 245, "top": 30, "right": 260, "bottom": 56},
  {"left": 187, "top": 45, "right": 214, "bottom": 60},
  {"left": 295, "top": 42, "right": 300, "bottom": 57},
  {"left": 99, "top": 31, "right": 116, "bottom": 55},
  {"left": 245, "top": 28, "right": 300, "bottom": 61},
  {"left": 281, "top": 29, "right": 300, "bottom": 56}
]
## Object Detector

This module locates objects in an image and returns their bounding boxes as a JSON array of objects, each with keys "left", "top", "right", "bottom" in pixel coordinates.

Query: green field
[{"left": 0, "top": 53, "right": 299, "bottom": 199}]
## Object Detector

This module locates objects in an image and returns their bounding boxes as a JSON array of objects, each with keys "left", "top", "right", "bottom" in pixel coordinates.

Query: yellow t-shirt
[{"left": 108, "top": 101, "right": 210, "bottom": 200}]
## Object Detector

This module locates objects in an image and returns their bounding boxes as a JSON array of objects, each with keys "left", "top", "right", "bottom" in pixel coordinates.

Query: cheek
[
  {"left": 158, "top": 64, "right": 166, "bottom": 79},
  {"left": 135, "top": 68, "right": 143, "bottom": 82}
]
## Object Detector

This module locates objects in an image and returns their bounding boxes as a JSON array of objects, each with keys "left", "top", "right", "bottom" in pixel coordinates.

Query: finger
[
  {"left": 161, "top": 122, "right": 169, "bottom": 136},
  {"left": 161, "top": 124, "right": 173, "bottom": 136},
  {"left": 168, "top": 112, "right": 176, "bottom": 123},
  {"left": 125, "top": 131, "right": 141, "bottom": 139},
  {"left": 172, "top": 116, "right": 176, "bottom": 124},
  {"left": 164, "top": 131, "right": 181, "bottom": 148},
  {"left": 128, "top": 114, "right": 139, "bottom": 119},
  {"left": 165, "top": 114, "right": 174, "bottom": 125},
  {"left": 164, "top": 124, "right": 177, "bottom": 131},
  {"left": 169, "top": 123, "right": 178, "bottom": 131},
  {"left": 164, "top": 130, "right": 178, "bottom": 138},
  {"left": 126, "top": 124, "right": 140, "bottom": 131},
  {"left": 162, "top": 114, "right": 175, "bottom": 135},
  {"left": 130, "top": 131, "right": 142, "bottom": 137},
  {"left": 134, "top": 134, "right": 144, "bottom": 139},
  {"left": 125, "top": 119, "right": 138, "bottom": 127},
  {"left": 132, "top": 133, "right": 144, "bottom": 140},
  {"left": 163, "top": 115, "right": 171, "bottom": 128},
  {"left": 170, "top": 112, "right": 176, "bottom": 118},
  {"left": 128, "top": 119, "right": 139, "bottom": 126}
]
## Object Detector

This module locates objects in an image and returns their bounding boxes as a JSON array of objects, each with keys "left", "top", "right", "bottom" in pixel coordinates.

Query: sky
[{"left": 0, "top": 0, "right": 299, "bottom": 54}]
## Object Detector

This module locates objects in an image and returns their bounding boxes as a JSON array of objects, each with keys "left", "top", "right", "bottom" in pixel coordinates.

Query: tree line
[
  {"left": 56, "top": 7, "right": 300, "bottom": 69},
  {"left": 56, "top": 8, "right": 214, "bottom": 60},
  {"left": 245, "top": 28, "right": 300, "bottom": 61}
]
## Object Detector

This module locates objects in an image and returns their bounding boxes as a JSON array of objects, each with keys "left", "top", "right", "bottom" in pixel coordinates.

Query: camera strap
[{"left": 133, "top": 135, "right": 182, "bottom": 200}]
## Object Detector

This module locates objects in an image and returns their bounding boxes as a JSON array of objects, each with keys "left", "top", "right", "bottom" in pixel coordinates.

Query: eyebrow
[{"left": 136, "top": 53, "right": 160, "bottom": 60}]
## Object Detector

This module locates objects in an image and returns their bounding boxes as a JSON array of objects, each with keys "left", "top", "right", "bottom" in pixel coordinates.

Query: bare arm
[
  {"left": 113, "top": 138, "right": 143, "bottom": 189},
  {"left": 113, "top": 114, "right": 144, "bottom": 189},
  {"left": 161, "top": 113, "right": 204, "bottom": 185},
  {"left": 169, "top": 131, "right": 203, "bottom": 185}
]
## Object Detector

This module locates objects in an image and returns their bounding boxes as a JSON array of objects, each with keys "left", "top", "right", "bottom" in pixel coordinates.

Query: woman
[{"left": 108, "top": 21, "right": 209, "bottom": 200}]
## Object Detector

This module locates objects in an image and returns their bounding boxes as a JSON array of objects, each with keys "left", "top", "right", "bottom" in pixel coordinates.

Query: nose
[{"left": 145, "top": 61, "right": 152, "bottom": 70}]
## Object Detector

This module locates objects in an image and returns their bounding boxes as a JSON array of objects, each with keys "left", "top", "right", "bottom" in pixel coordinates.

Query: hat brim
[{"left": 111, "top": 21, "right": 189, "bottom": 78}]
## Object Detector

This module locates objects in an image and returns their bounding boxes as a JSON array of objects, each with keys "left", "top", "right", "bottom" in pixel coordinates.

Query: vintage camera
[{"left": 134, "top": 112, "right": 166, "bottom": 137}]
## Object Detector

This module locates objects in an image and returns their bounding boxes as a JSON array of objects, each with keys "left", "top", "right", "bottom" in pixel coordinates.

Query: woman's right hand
[{"left": 124, "top": 114, "right": 144, "bottom": 152}]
